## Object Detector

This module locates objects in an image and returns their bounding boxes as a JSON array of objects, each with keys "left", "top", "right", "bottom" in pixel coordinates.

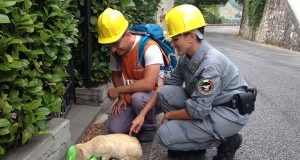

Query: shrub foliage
[
  {"left": 248, "top": 0, "right": 267, "bottom": 30},
  {"left": 0, "top": 0, "right": 78, "bottom": 155}
]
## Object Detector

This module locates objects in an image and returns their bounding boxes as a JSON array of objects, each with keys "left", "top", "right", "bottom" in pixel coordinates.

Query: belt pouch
[{"left": 234, "top": 92, "right": 255, "bottom": 115}]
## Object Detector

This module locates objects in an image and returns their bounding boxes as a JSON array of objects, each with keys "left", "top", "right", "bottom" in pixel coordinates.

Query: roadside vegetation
[{"left": 0, "top": 0, "right": 78, "bottom": 155}]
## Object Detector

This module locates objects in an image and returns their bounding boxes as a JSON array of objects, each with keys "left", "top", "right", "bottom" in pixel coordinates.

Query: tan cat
[{"left": 75, "top": 134, "right": 142, "bottom": 160}]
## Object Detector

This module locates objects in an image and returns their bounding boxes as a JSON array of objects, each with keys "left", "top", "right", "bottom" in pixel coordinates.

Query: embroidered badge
[{"left": 198, "top": 79, "right": 215, "bottom": 95}]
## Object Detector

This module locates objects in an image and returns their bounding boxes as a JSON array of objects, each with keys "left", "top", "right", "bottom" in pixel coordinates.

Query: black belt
[
  {"left": 215, "top": 98, "right": 238, "bottom": 109},
  {"left": 215, "top": 88, "right": 257, "bottom": 115}
]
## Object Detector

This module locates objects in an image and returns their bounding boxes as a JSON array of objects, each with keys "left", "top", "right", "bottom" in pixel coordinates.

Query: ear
[{"left": 189, "top": 33, "right": 197, "bottom": 42}]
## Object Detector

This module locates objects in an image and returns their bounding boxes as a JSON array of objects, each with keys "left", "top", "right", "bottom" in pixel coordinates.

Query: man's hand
[
  {"left": 108, "top": 87, "right": 120, "bottom": 100},
  {"left": 129, "top": 114, "right": 145, "bottom": 135},
  {"left": 162, "top": 109, "right": 193, "bottom": 122},
  {"left": 162, "top": 112, "right": 171, "bottom": 123},
  {"left": 112, "top": 97, "right": 127, "bottom": 117}
]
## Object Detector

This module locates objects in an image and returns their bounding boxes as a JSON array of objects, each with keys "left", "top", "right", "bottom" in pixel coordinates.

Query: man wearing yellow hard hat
[
  {"left": 97, "top": 8, "right": 164, "bottom": 143},
  {"left": 156, "top": 4, "right": 255, "bottom": 160}
]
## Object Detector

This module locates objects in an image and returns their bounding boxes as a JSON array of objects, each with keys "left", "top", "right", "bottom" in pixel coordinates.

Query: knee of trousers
[
  {"left": 131, "top": 92, "right": 147, "bottom": 111},
  {"left": 156, "top": 125, "right": 172, "bottom": 149},
  {"left": 107, "top": 120, "right": 129, "bottom": 134},
  {"left": 157, "top": 86, "right": 172, "bottom": 110}
]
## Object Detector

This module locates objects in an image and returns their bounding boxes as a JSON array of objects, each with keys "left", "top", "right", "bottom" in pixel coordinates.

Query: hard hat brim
[
  {"left": 98, "top": 33, "right": 122, "bottom": 44},
  {"left": 167, "top": 23, "right": 207, "bottom": 38}
]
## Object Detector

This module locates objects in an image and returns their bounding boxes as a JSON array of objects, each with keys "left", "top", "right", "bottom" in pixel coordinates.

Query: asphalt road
[{"left": 204, "top": 26, "right": 300, "bottom": 160}]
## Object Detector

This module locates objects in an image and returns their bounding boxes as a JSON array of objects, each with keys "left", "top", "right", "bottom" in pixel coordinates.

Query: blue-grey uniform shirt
[{"left": 165, "top": 40, "right": 249, "bottom": 124}]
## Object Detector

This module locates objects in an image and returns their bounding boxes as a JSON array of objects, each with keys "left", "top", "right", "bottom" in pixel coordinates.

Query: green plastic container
[{"left": 66, "top": 145, "right": 97, "bottom": 160}]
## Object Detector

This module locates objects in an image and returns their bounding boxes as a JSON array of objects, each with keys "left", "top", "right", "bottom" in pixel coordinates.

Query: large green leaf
[
  {"left": 24, "top": 111, "right": 35, "bottom": 124},
  {"left": 27, "top": 86, "right": 43, "bottom": 93},
  {"left": 19, "top": 14, "right": 33, "bottom": 26},
  {"left": 50, "top": 97, "right": 62, "bottom": 112},
  {"left": 35, "top": 114, "right": 47, "bottom": 121},
  {"left": 9, "top": 60, "right": 24, "bottom": 69},
  {"left": 10, "top": 123, "right": 19, "bottom": 133},
  {"left": 0, "top": 14, "right": 10, "bottom": 24},
  {"left": 0, "top": 99, "right": 12, "bottom": 114},
  {"left": 0, "top": 119, "right": 10, "bottom": 128},
  {"left": 12, "top": 104, "right": 21, "bottom": 110},
  {"left": 25, "top": 124, "right": 37, "bottom": 135},
  {"left": 64, "top": 37, "right": 74, "bottom": 44},
  {"left": 22, "top": 69, "right": 38, "bottom": 78},
  {"left": 20, "top": 59, "right": 30, "bottom": 68},
  {"left": 16, "top": 44, "right": 30, "bottom": 52},
  {"left": 14, "top": 78, "right": 28, "bottom": 87},
  {"left": 59, "top": 52, "right": 72, "bottom": 61},
  {"left": 0, "top": 128, "right": 10, "bottom": 136},
  {"left": 23, "top": 99, "right": 42, "bottom": 111},
  {"left": 40, "top": 31, "right": 51, "bottom": 42},
  {"left": 34, "top": 107, "right": 50, "bottom": 116},
  {"left": 18, "top": 26, "right": 34, "bottom": 33},
  {"left": 7, "top": 38, "right": 24, "bottom": 45},
  {"left": 44, "top": 46, "right": 58, "bottom": 59},
  {"left": 36, "top": 120, "right": 48, "bottom": 130},
  {"left": 25, "top": 79, "right": 41, "bottom": 88},
  {"left": 22, "top": 128, "right": 32, "bottom": 144},
  {"left": 43, "top": 93, "right": 55, "bottom": 104},
  {"left": 9, "top": 90, "right": 22, "bottom": 104},
  {"left": 24, "top": 0, "right": 32, "bottom": 10},
  {"left": 0, "top": 63, "right": 11, "bottom": 71},
  {"left": 43, "top": 73, "right": 62, "bottom": 83},
  {"left": 29, "top": 49, "right": 45, "bottom": 56},
  {"left": 5, "top": 54, "right": 13, "bottom": 63},
  {"left": 0, "top": 1, "right": 17, "bottom": 8}
]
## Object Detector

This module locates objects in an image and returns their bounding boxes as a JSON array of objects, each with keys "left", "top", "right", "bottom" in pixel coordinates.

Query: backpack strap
[
  {"left": 138, "top": 35, "right": 171, "bottom": 69},
  {"left": 137, "top": 35, "right": 150, "bottom": 67}
]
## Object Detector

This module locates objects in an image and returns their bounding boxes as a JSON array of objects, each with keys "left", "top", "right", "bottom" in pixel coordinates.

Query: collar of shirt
[{"left": 185, "top": 40, "right": 211, "bottom": 74}]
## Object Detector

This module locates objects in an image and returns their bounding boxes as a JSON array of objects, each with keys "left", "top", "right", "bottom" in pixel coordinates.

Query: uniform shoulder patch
[{"left": 197, "top": 79, "right": 215, "bottom": 95}]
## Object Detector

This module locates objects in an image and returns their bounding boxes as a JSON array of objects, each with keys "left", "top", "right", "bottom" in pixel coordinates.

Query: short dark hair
[{"left": 198, "top": 27, "right": 204, "bottom": 35}]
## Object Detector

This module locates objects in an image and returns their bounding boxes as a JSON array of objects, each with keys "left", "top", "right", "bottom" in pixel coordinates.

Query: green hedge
[{"left": 0, "top": 0, "right": 78, "bottom": 155}]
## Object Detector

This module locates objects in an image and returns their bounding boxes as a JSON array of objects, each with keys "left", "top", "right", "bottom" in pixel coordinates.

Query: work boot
[
  {"left": 213, "top": 133, "right": 242, "bottom": 160},
  {"left": 167, "top": 149, "right": 206, "bottom": 160}
]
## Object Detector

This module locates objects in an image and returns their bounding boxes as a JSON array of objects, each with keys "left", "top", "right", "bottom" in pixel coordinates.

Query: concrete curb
[{"left": 2, "top": 118, "right": 70, "bottom": 160}]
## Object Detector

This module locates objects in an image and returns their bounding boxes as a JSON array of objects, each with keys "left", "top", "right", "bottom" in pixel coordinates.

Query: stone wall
[{"left": 240, "top": 0, "right": 300, "bottom": 52}]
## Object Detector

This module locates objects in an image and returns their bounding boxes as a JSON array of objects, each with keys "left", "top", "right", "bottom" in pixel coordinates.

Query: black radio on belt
[
  {"left": 218, "top": 88, "right": 257, "bottom": 115},
  {"left": 233, "top": 88, "right": 257, "bottom": 115}
]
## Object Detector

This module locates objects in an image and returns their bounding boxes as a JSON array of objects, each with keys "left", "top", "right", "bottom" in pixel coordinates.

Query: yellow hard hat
[
  {"left": 165, "top": 4, "right": 206, "bottom": 38},
  {"left": 97, "top": 8, "right": 129, "bottom": 44}
]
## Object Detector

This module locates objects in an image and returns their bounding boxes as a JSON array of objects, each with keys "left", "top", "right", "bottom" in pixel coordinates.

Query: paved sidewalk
[
  {"left": 66, "top": 95, "right": 222, "bottom": 159},
  {"left": 65, "top": 96, "right": 114, "bottom": 144}
]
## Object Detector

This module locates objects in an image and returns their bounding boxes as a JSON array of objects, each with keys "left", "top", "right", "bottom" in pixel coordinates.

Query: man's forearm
[
  {"left": 139, "top": 91, "right": 158, "bottom": 117},
  {"left": 117, "top": 79, "right": 156, "bottom": 94},
  {"left": 166, "top": 109, "right": 193, "bottom": 120},
  {"left": 112, "top": 71, "right": 123, "bottom": 87}
]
